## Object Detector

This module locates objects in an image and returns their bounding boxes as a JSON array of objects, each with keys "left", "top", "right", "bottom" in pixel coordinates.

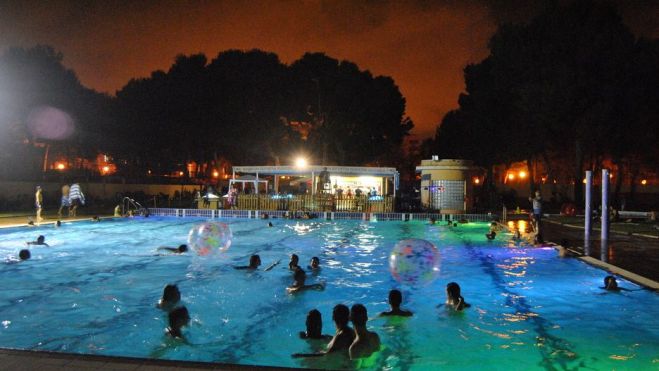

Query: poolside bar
[{"left": 228, "top": 165, "right": 399, "bottom": 212}]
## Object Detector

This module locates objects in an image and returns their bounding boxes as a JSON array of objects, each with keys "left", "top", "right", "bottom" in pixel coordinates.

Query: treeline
[
  {"left": 0, "top": 47, "right": 413, "bottom": 180},
  {"left": 430, "top": 1, "right": 659, "bottom": 203}
]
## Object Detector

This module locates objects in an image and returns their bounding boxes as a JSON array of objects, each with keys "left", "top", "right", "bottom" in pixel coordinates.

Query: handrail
[{"left": 121, "top": 197, "right": 147, "bottom": 216}]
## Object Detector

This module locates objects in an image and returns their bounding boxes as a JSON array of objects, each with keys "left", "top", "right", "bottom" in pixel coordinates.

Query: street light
[{"left": 295, "top": 157, "right": 308, "bottom": 168}]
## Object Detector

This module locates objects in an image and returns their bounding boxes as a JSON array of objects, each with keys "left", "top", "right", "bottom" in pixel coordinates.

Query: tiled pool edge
[{"left": 0, "top": 347, "right": 306, "bottom": 370}]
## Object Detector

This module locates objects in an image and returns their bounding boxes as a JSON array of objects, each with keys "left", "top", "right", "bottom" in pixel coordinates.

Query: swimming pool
[{"left": 0, "top": 217, "right": 657, "bottom": 370}]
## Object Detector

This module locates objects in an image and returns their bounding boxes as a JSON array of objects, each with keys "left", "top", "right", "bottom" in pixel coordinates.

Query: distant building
[{"left": 416, "top": 158, "right": 479, "bottom": 213}]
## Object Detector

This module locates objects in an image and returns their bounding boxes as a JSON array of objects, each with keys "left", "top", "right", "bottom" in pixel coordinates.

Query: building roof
[{"left": 232, "top": 165, "right": 398, "bottom": 177}]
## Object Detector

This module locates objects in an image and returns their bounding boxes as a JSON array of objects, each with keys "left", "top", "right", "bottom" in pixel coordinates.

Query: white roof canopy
[{"left": 231, "top": 165, "right": 399, "bottom": 195}]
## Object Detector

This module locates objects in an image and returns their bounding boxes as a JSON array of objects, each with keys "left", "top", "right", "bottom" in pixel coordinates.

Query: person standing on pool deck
[
  {"left": 529, "top": 190, "right": 543, "bottom": 240},
  {"left": 58, "top": 184, "right": 70, "bottom": 217},
  {"left": 349, "top": 304, "right": 380, "bottom": 360},
  {"left": 35, "top": 186, "right": 43, "bottom": 223},
  {"left": 68, "top": 183, "right": 85, "bottom": 217}
]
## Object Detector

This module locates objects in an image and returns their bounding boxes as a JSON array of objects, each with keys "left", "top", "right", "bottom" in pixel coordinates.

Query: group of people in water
[
  {"left": 152, "top": 247, "right": 478, "bottom": 362},
  {"left": 10, "top": 213, "right": 632, "bottom": 365}
]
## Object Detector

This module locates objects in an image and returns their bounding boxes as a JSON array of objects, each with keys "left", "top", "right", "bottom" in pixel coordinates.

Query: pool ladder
[{"left": 121, "top": 197, "right": 148, "bottom": 216}]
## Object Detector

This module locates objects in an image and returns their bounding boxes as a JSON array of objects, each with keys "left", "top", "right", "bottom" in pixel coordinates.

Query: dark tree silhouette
[{"left": 432, "top": 1, "right": 657, "bottom": 204}]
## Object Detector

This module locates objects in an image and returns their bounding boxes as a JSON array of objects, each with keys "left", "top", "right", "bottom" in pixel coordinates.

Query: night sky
[{"left": 1, "top": 0, "right": 657, "bottom": 138}]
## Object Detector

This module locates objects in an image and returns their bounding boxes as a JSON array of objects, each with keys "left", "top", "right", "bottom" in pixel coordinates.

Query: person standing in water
[{"left": 349, "top": 304, "right": 380, "bottom": 360}]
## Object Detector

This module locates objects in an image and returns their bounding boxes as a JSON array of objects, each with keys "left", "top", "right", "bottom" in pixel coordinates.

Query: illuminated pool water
[{"left": 0, "top": 217, "right": 657, "bottom": 370}]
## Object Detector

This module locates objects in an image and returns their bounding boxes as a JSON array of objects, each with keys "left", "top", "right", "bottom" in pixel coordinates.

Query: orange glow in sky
[{"left": 0, "top": 1, "right": 655, "bottom": 138}]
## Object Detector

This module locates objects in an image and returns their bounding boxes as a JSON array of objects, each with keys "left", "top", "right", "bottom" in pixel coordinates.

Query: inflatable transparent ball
[
  {"left": 188, "top": 222, "right": 232, "bottom": 256},
  {"left": 389, "top": 239, "right": 440, "bottom": 286}
]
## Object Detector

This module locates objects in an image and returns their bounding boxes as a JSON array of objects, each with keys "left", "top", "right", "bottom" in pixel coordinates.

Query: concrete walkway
[{"left": 543, "top": 220, "right": 659, "bottom": 282}]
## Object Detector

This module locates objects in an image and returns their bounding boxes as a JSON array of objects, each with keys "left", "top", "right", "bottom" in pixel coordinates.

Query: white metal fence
[{"left": 148, "top": 208, "right": 496, "bottom": 222}]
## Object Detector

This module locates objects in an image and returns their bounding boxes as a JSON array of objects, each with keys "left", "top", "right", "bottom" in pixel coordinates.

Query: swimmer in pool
[
  {"left": 6, "top": 249, "right": 31, "bottom": 264},
  {"left": 379, "top": 289, "right": 413, "bottom": 317},
  {"left": 26, "top": 235, "right": 49, "bottom": 247},
  {"left": 234, "top": 254, "right": 261, "bottom": 270},
  {"left": 445, "top": 282, "right": 470, "bottom": 311},
  {"left": 167, "top": 306, "right": 190, "bottom": 338},
  {"left": 157, "top": 284, "right": 181, "bottom": 311},
  {"left": 289, "top": 253, "right": 300, "bottom": 271},
  {"left": 292, "top": 304, "right": 355, "bottom": 358},
  {"left": 287, "top": 267, "right": 324, "bottom": 293},
  {"left": 19, "top": 249, "right": 31, "bottom": 260},
  {"left": 158, "top": 244, "right": 188, "bottom": 254},
  {"left": 308, "top": 256, "right": 320, "bottom": 271},
  {"left": 601, "top": 275, "right": 633, "bottom": 291},
  {"left": 349, "top": 304, "right": 381, "bottom": 360},
  {"left": 485, "top": 222, "right": 497, "bottom": 240},
  {"left": 299, "top": 309, "right": 332, "bottom": 340}
]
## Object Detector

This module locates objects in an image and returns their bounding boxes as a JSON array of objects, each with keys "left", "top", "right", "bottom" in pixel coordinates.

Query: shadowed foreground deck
[{"left": 0, "top": 348, "right": 303, "bottom": 371}]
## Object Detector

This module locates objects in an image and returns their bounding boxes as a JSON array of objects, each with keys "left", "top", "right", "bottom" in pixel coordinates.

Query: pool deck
[
  {"left": 542, "top": 219, "right": 659, "bottom": 284},
  {"left": 1, "top": 211, "right": 657, "bottom": 369}
]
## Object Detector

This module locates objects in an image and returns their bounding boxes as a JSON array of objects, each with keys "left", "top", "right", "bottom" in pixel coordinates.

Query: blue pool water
[{"left": 0, "top": 217, "right": 657, "bottom": 370}]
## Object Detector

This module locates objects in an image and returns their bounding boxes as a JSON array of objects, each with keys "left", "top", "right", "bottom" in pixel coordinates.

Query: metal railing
[
  {"left": 148, "top": 207, "right": 496, "bottom": 223},
  {"left": 232, "top": 194, "right": 395, "bottom": 212},
  {"left": 121, "top": 197, "right": 147, "bottom": 216}
]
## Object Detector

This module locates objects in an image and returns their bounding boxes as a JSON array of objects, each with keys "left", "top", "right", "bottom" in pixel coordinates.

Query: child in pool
[
  {"left": 26, "top": 235, "right": 49, "bottom": 247},
  {"left": 289, "top": 254, "right": 300, "bottom": 271},
  {"left": 157, "top": 284, "right": 181, "bottom": 311},
  {"left": 299, "top": 309, "right": 332, "bottom": 340},
  {"left": 234, "top": 254, "right": 261, "bottom": 270},
  {"left": 445, "top": 282, "right": 470, "bottom": 311},
  {"left": 167, "top": 306, "right": 190, "bottom": 338},
  {"left": 158, "top": 244, "right": 188, "bottom": 254},
  {"left": 308, "top": 256, "right": 320, "bottom": 271},
  {"left": 287, "top": 267, "right": 324, "bottom": 293},
  {"left": 379, "top": 289, "right": 413, "bottom": 317}
]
